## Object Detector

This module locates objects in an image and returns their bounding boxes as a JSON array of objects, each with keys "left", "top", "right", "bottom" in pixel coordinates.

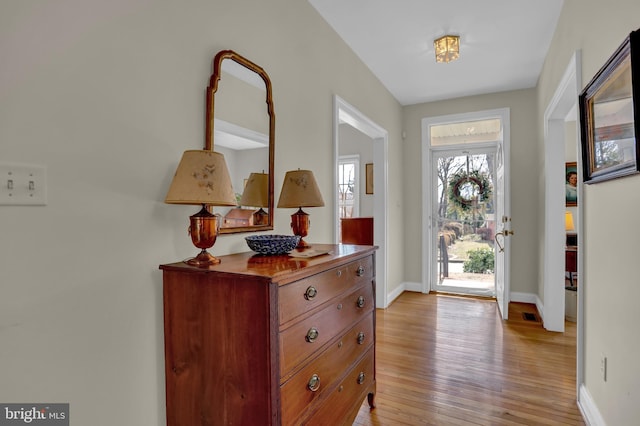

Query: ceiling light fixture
[{"left": 434, "top": 35, "right": 460, "bottom": 63}]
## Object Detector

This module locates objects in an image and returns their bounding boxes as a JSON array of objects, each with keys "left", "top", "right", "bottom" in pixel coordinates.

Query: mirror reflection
[
  {"left": 591, "top": 59, "right": 635, "bottom": 171},
  {"left": 205, "top": 50, "right": 275, "bottom": 234}
]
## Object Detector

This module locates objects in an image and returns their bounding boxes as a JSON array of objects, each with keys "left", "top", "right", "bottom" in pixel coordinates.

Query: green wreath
[{"left": 448, "top": 170, "right": 492, "bottom": 212}]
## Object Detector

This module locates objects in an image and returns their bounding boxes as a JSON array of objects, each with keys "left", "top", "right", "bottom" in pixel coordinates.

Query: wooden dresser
[{"left": 160, "top": 244, "right": 377, "bottom": 425}]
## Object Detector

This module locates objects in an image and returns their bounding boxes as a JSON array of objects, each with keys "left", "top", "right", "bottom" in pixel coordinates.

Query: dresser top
[{"left": 160, "top": 243, "right": 377, "bottom": 283}]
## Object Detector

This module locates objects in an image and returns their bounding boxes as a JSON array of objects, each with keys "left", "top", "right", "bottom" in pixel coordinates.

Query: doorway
[
  {"left": 431, "top": 148, "right": 497, "bottom": 297},
  {"left": 334, "top": 95, "right": 389, "bottom": 308},
  {"left": 422, "top": 108, "right": 511, "bottom": 319}
]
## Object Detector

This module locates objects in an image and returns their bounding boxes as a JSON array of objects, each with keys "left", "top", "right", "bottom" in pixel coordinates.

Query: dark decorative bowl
[{"left": 245, "top": 235, "right": 301, "bottom": 255}]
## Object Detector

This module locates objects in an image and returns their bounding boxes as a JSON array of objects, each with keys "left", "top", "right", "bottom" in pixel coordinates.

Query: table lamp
[
  {"left": 565, "top": 211, "right": 575, "bottom": 232},
  {"left": 165, "top": 150, "right": 237, "bottom": 266},
  {"left": 239, "top": 172, "right": 269, "bottom": 225},
  {"left": 277, "top": 169, "right": 324, "bottom": 248}
]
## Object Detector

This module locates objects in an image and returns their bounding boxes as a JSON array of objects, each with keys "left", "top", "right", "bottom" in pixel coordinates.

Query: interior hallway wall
[
  {"left": 0, "top": 1, "right": 403, "bottom": 424},
  {"left": 537, "top": 0, "right": 640, "bottom": 423},
  {"left": 402, "top": 89, "right": 538, "bottom": 295}
]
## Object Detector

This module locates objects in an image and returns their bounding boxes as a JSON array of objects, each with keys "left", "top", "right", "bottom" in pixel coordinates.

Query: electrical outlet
[
  {"left": 0, "top": 163, "right": 47, "bottom": 205},
  {"left": 600, "top": 354, "right": 607, "bottom": 382}
]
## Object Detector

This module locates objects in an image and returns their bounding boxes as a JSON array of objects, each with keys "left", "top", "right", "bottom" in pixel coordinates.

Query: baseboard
[
  {"left": 403, "top": 281, "right": 422, "bottom": 293},
  {"left": 510, "top": 291, "right": 538, "bottom": 304},
  {"left": 578, "top": 384, "right": 606, "bottom": 426},
  {"left": 386, "top": 282, "right": 421, "bottom": 306}
]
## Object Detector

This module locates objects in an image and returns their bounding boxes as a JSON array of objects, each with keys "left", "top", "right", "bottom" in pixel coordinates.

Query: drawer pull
[
  {"left": 308, "top": 374, "right": 321, "bottom": 392},
  {"left": 356, "top": 265, "right": 365, "bottom": 276},
  {"left": 357, "top": 372, "right": 366, "bottom": 385},
  {"left": 336, "top": 270, "right": 342, "bottom": 278},
  {"left": 356, "top": 295, "right": 366, "bottom": 308},
  {"left": 304, "top": 286, "right": 318, "bottom": 300},
  {"left": 357, "top": 332, "right": 366, "bottom": 345},
  {"left": 306, "top": 327, "right": 319, "bottom": 343}
]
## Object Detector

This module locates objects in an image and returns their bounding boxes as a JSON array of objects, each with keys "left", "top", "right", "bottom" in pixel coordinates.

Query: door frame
[
  {"left": 542, "top": 50, "right": 582, "bottom": 333},
  {"left": 421, "top": 108, "right": 511, "bottom": 309},
  {"left": 543, "top": 51, "right": 583, "bottom": 396},
  {"left": 333, "top": 95, "right": 389, "bottom": 308}
]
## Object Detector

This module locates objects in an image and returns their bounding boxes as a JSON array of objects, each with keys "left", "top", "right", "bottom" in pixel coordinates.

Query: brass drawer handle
[
  {"left": 304, "top": 286, "right": 318, "bottom": 300},
  {"left": 356, "top": 295, "right": 365, "bottom": 308},
  {"left": 356, "top": 265, "right": 365, "bottom": 276},
  {"left": 308, "top": 374, "right": 321, "bottom": 392},
  {"left": 357, "top": 372, "right": 366, "bottom": 385},
  {"left": 357, "top": 332, "right": 366, "bottom": 345},
  {"left": 306, "top": 327, "right": 319, "bottom": 343}
]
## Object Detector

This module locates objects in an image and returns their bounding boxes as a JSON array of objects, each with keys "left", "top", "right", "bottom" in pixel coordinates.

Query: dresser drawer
[
  {"left": 278, "top": 255, "right": 374, "bottom": 326},
  {"left": 279, "top": 282, "right": 374, "bottom": 377},
  {"left": 303, "top": 348, "right": 375, "bottom": 426},
  {"left": 280, "top": 312, "right": 374, "bottom": 424}
]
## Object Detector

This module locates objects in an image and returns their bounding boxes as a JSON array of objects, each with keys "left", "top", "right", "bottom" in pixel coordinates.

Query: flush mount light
[{"left": 434, "top": 35, "right": 460, "bottom": 63}]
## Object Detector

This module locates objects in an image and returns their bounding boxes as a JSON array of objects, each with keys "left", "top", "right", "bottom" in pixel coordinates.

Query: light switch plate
[{"left": 0, "top": 163, "right": 47, "bottom": 205}]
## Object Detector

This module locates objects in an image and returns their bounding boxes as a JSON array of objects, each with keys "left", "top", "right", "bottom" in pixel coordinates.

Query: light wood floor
[{"left": 354, "top": 292, "right": 584, "bottom": 425}]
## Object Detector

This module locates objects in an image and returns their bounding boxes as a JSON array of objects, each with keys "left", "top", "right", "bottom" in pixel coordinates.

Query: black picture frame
[{"left": 579, "top": 29, "right": 640, "bottom": 184}]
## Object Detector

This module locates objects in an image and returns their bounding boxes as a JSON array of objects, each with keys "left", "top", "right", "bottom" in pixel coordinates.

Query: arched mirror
[{"left": 205, "top": 50, "right": 275, "bottom": 234}]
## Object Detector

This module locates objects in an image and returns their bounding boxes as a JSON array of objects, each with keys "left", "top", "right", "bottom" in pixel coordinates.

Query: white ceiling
[{"left": 308, "top": 0, "right": 564, "bottom": 106}]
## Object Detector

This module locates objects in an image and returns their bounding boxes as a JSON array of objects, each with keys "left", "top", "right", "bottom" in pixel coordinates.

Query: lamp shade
[
  {"left": 565, "top": 211, "right": 575, "bottom": 231},
  {"left": 277, "top": 169, "right": 325, "bottom": 208},
  {"left": 165, "top": 150, "right": 237, "bottom": 206},
  {"left": 239, "top": 172, "right": 269, "bottom": 208}
]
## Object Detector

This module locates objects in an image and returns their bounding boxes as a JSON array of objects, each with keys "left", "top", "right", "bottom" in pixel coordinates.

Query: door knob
[{"left": 494, "top": 229, "right": 514, "bottom": 252}]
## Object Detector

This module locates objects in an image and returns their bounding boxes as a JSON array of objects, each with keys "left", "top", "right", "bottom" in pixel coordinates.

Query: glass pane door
[{"left": 433, "top": 149, "right": 496, "bottom": 296}]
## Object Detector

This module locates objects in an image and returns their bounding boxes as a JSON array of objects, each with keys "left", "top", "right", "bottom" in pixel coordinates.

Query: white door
[
  {"left": 431, "top": 148, "right": 497, "bottom": 298},
  {"left": 494, "top": 136, "right": 512, "bottom": 320},
  {"left": 423, "top": 109, "right": 511, "bottom": 318}
]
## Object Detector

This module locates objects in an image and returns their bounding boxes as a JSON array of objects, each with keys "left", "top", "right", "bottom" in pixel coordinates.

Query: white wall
[
  {"left": 0, "top": 1, "right": 403, "bottom": 424},
  {"left": 537, "top": 0, "right": 640, "bottom": 423}
]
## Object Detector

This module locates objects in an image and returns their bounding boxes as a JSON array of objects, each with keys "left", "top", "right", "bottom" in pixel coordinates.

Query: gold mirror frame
[{"left": 206, "top": 50, "right": 275, "bottom": 234}]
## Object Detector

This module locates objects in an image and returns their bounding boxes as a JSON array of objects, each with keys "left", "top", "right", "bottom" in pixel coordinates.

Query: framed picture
[
  {"left": 365, "top": 163, "right": 373, "bottom": 194},
  {"left": 579, "top": 29, "right": 640, "bottom": 184},
  {"left": 565, "top": 162, "right": 578, "bottom": 206}
]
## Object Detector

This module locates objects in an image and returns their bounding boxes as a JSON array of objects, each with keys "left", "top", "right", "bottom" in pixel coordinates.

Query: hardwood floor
[{"left": 354, "top": 292, "right": 584, "bottom": 425}]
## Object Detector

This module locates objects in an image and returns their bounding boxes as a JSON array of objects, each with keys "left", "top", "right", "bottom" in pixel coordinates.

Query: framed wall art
[
  {"left": 565, "top": 162, "right": 578, "bottom": 206},
  {"left": 579, "top": 29, "right": 640, "bottom": 184},
  {"left": 365, "top": 163, "right": 373, "bottom": 194}
]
